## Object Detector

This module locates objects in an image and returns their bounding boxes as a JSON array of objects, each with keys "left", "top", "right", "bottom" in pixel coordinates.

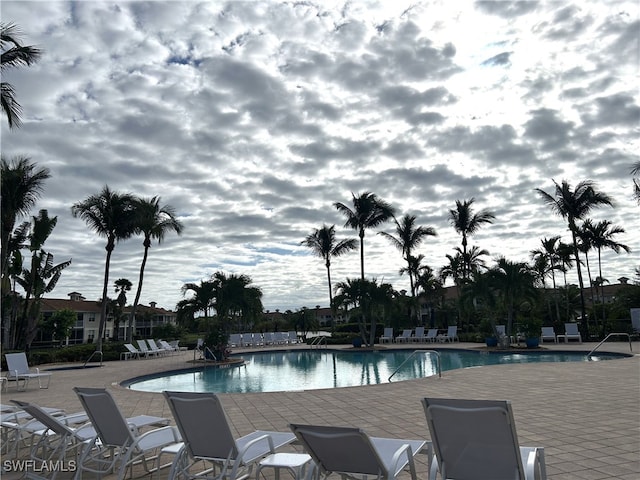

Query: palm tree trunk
[
  {"left": 571, "top": 229, "right": 589, "bottom": 338},
  {"left": 583, "top": 252, "right": 598, "bottom": 328},
  {"left": 128, "top": 246, "right": 149, "bottom": 342},
  {"left": 597, "top": 248, "right": 606, "bottom": 337},
  {"left": 97, "top": 247, "right": 113, "bottom": 352}
]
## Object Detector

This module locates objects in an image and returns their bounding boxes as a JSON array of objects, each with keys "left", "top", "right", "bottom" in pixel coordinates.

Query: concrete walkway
[{"left": 2, "top": 341, "right": 639, "bottom": 479}]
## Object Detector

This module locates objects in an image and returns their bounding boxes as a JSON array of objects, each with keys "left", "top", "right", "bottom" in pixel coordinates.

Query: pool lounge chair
[
  {"left": 163, "top": 391, "right": 296, "bottom": 480},
  {"left": 137, "top": 339, "right": 159, "bottom": 357},
  {"left": 395, "top": 329, "right": 413, "bottom": 343},
  {"left": 122, "top": 343, "right": 141, "bottom": 360},
  {"left": 557, "top": 323, "right": 582, "bottom": 343},
  {"left": 540, "top": 327, "right": 557, "bottom": 344},
  {"left": 412, "top": 326, "right": 427, "bottom": 343},
  {"left": 9, "top": 400, "right": 96, "bottom": 479},
  {"left": 380, "top": 328, "right": 394, "bottom": 344},
  {"left": 422, "top": 397, "right": 547, "bottom": 480},
  {"left": 289, "top": 423, "right": 427, "bottom": 480},
  {"left": 74, "top": 387, "right": 181, "bottom": 480},
  {"left": 4, "top": 352, "right": 52, "bottom": 391},
  {"left": 147, "top": 338, "right": 168, "bottom": 356},
  {"left": 425, "top": 329, "right": 438, "bottom": 342},
  {"left": 438, "top": 326, "right": 458, "bottom": 343}
]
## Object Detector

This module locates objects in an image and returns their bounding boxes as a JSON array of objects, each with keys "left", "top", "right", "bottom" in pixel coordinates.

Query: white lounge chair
[
  {"left": 163, "top": 391, "right": 296, "bottom": 480},
  {"left": 425, "top": 329, "right": 438, "bottom": 342},
  {"left": 147, "top": 338, "right": 168, "bottom": 356},
  {"left": 137, "top": 339, "right": 159, "bottom": 357},
  {"left": 380, "top": 328, "right": 394, "bottom": 344},
  {"left": 540, "top": 327, "right": 557, "bottom": 344},
  {"left": 289, "top": 423, "right": 427, "bottom": 480},
  {"left": 229, "top": 333, "right": 243, "bottom": 347},
  {"left": 422, "top": 397, "right": 547, "bottom": 480},
  {"left": 9, "top": 400, "right": 96, "bottom": 479},
  {"left": 287, "top": 331, "right": 300, "bottom": 344},
  {"left": 4, "top": 352, "right": 52, "bottom": 391},
  {"left": 438, "top": 326, "right": 458, "bottom": 343},
  {"left": 395, "top": 329, "right": 413, "bottom": 343},
  {"left": 412, "top": 326, "right": 426, "bottom": 342},
  {"left": 74, "top": 387, "right": 180, "bottom": 480},
  {"left": 122, "top": 343, "right": 142, "bottom": 360},
  {"left": 557, "top": 323, "right": 582, "bottom": 343}
]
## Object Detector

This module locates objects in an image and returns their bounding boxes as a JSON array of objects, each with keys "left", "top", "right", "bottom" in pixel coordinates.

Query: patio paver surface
[{"left": 2, "top": 341, "right": 638, "bottom": 479}]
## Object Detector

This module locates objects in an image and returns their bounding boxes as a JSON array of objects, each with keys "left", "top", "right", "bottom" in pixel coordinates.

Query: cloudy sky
[{"left": 3, "top": 0, "right": 638, "bottom": 312}]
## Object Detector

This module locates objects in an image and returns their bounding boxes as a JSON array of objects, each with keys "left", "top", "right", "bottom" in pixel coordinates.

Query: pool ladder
[
  {"left": 388, "top": 349, "right": 441, "bottom": 382},
  {"left": 587, "top": 333, "right": 633, "bottom": 359}
]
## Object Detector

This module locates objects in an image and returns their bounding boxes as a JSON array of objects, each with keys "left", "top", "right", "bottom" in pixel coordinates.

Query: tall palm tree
[
  {"left": 379, "top": 214, "right": 436, "bottom": 300},
  {"left": 576, "top": 219, "right": 600, "bottom": 326},
  {"left": 71, "top": 186, "right": 137, "bottom": 352},
  {"left": 301, "top": 224, "right": 356, "bottom": 317},
  {"left": 127, "top": 196, "right": 183, "bottom": 342},
  {"left": 114, "top": 278, "right": 132, "bottom": 341},
  {"left": 448, "top": 198, "right": 495, "bottom": 280},
  {"left": 536, "top": 179, "right": 613, "bottom": 337},
  {"left": 1, "top": 23, "right": 42, "bottom": 129},
  {"left": 334, "top": 192, "right": 395, "bottom": 281},
  {"left": 1, "top": 156, "right": 50, "bottom": 287},
  {"left": 586, "top": 220, "right": 630, "bottom": 330}
]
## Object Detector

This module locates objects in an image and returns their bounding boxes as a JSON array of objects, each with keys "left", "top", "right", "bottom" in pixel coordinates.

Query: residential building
[{"left": 37, "top": 292, "right": 177, "bottom": 345}]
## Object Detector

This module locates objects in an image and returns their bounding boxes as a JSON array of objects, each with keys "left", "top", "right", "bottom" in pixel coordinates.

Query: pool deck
[{"left": 2, "top": 341, "right": 639, "bottom": 479}]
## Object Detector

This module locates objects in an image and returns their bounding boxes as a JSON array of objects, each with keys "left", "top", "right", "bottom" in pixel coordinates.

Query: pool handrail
[
  {"left": 389, "top": 349, "right": 441, "bottom": 382},
  {"left": 587, "top": 333, "right": 632, "bottom": 359}
]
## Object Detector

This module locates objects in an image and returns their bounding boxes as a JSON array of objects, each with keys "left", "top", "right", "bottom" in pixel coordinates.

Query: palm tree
[
  {"left": 334, "top": 192, "right": 395, "bottom": 281},
  {"left": 1, "top": 156, "right": 50, "bottom": 287},
  {"left": 114, "top": 278, "right": 132, "bottom": 341},
  {"left": 536, "top": 179, "right": 613, "bottom": 337},
  {"left": 301, "top": 224, "right": 356, "bottom": 317},
  {"left": 71, "top": 186, "right": 137, "bottom": 352},
  {"left": 379, "top": 214, "right": 436, "bottom": 301},
  {"left": 212, "top": 271, "right": 263, "bottom": 332},
  {"left": 576, "top": 219, "right": 600, "bottom": 326},
  {"left": 1, "top": 23, "right": 42, "bottom": 128},
  {"left": 586, "top": 220, "right": 630, "bottom": 330},
  {"left": 488, "top": 257, "right": 539, "bottom": 339},
  {"left": 448, "top": 198, "right": 495, "bottom": 280},
  {"left": 178, "top": 279, "right": 217, "bottom": 319},
  {"left": 126, "top": 196, "right": 183, "bottom": 342}
]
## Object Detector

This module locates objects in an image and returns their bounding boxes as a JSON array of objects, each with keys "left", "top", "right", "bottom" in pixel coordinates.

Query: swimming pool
[{"left": 124, "top": 349, "right": 626, "bottom": 394}]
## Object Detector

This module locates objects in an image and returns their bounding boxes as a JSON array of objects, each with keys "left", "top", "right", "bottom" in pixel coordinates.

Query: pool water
[{"left": 125, "top": 349, "right": 624, "bottom": 394}]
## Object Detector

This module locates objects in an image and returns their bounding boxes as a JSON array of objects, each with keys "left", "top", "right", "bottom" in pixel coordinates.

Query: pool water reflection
[{"left": 125, "top": 349, "right": 623, "bottom": 394}]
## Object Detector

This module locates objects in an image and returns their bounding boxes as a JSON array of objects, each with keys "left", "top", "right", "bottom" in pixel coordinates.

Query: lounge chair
[
  {"left": 540, "top": 327, "right": 557, "bottom": 344},
  {"left": 557, "top": 323, "right": 582, "bottom": 343},
  {"left": 412, "top": 326, "right": 427, "bottom": 343},
  {"left": 4, "top": 352, "right": 52, "bottom": 391},
  {"left": 9, "top": 400, "right": 96, "bottom": 479},
  {"left": 137, "top": 338, "right": 159, "bottom": 357},
  {"left": 163, "top": 391, "right": 296, "bottom": 480},
  {"left": 380, "top": 328, "right": 394, "bottom": 344},
  {"left": 147, "top": 338, "right": 168, "bottom": 356},
  {"left": 122, "top": 343, "right": 142, "bottom": 360},
  {"left": 159, "top": 339, "right": 179, "bottom": 354},
  {"left": 395, "top": 329, "right": 413, "bottom": 343},
  {"left": 422, "top": 397, "right": 547, "bottom": 480},
  {"left": 438, "top": 326, "right": 458, "bottom": 343},
  {"left": 74, "top": 387, "right": 181, "bottom": 480},
  {"left": 425, "top": 329, "right": 438, "bottom": 342},
  {"left": 289, "top": 423, "right": 427, "bottom": 480},
  {"left": 229, "top": 333, "right": 243, "bottom": 347},
  {"left": 287, "top": 331, "right": 300, "bottom": 344}
]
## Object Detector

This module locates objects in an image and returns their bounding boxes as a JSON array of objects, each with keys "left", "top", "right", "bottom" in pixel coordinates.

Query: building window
[
  {"left": 87, "top": 330, "right": 95, "bottom": 342},
  {"left": 88, "top": 314, "right": 95, "bottom": 322}
]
